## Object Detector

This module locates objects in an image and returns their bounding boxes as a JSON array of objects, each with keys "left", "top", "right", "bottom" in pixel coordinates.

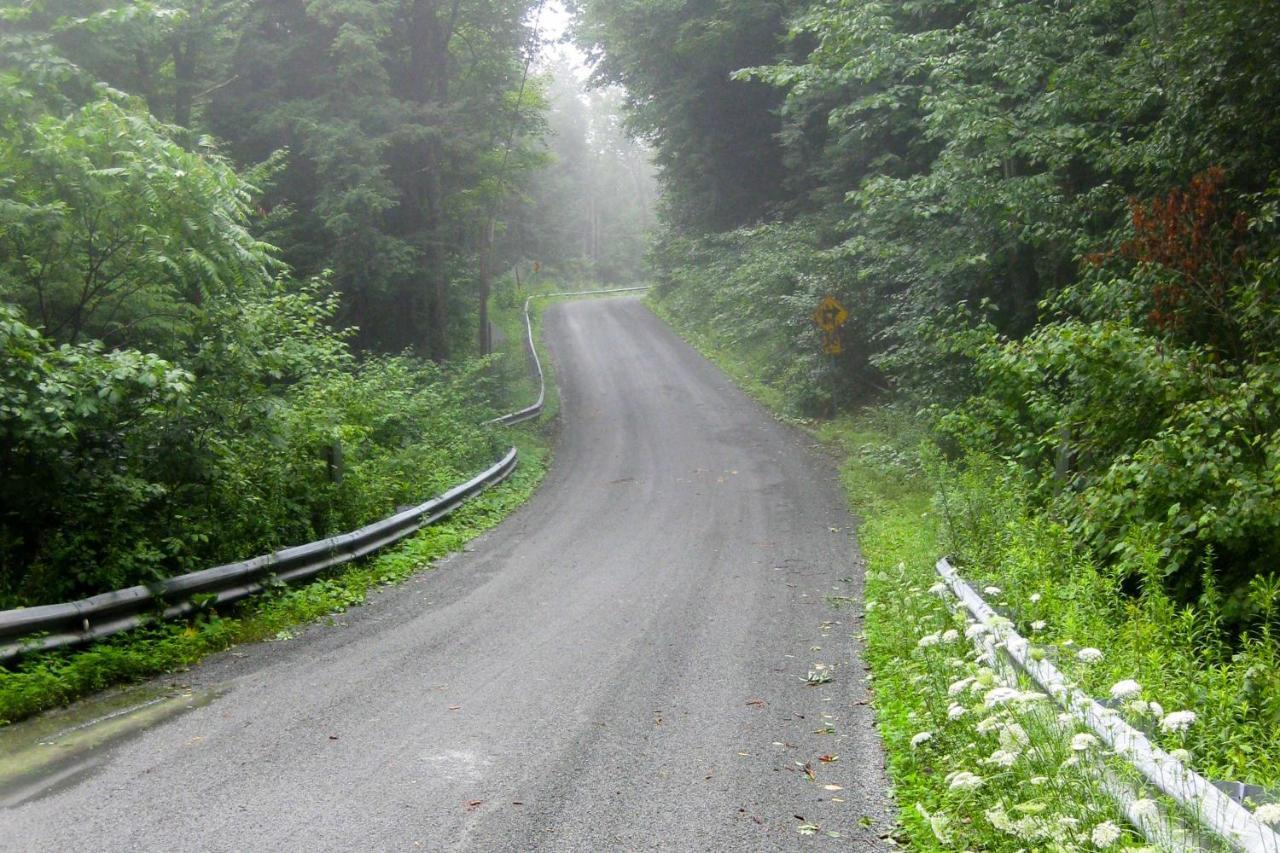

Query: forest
[
  {"left": 0, "top": 0, "right": 653, "bottom": 609},
  {"left": 4, "top": 0, "right": 1280, "bottom": 846},
  {"left": 573, "top": 0, "right": 1280, "bottom": 846}
]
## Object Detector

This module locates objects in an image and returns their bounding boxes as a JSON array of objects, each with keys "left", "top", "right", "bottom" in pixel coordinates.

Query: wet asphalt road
[{"left": 1, "top": 297, "right": 889, "bottom": 851}]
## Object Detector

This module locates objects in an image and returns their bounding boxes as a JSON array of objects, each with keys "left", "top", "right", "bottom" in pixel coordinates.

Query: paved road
[{"left": 1, "top": 298, "right": 889, "bottom": 851}]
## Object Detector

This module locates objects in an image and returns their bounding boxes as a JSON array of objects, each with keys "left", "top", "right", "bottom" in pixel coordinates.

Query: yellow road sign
[
  {"left": 821, "top": 330, "right": 843, "bottom": 355},
  {"left": 812, "top": 296, "right": 848, "bottom": 332}
]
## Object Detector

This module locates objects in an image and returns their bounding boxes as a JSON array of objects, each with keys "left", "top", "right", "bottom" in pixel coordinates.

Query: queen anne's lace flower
[
  {"left": 911, "top": 731, "right": 933, "bottom": 748},
  {"left": 984, "top": 748, "right": 1018, "bottom": 767},
  {"left": 1131, "top": 799, "right": 1159, "bottom": 822},
  {"left": 983, "top": 586, "right": 1002, "bottom": 596},
  {"left": 1031, "top": 620, "right": 1047, "bottom": 632},
  {"left": 946, "top": 771, "right": 983, "bottom": 791},
  {"left": 983, "top": 687, "right": 1020, "bottom": 707},
  {"left": 1254, "top": 803, "right": 1280, "bottom": 826},
  {"left": 1071, "top": 732, "right": 1099, "bottom": 751},
  {"left": 1077, "top": 647, "right": 1104, "bottom": 663},
  {"left": 1091, "top": 820, "right": 1122, "bottom": 848},
  {"left": 1109, "top": 679, "right": 1141, "bottom": 700},
  {"left": 941, "top": 629, "right": 960, "bottom": 643},
  {"left": 1160, "top": 710, "right": 1197, "bottom": 732},
  {"left": 917, "top": 632, "right": 941, "bottom": 648},
  {"left": 1029, "top": 592, "right": 1042, "bottom": 603},
  {"left": 948, "top": 703, "right": 967, "bottom": 720}
]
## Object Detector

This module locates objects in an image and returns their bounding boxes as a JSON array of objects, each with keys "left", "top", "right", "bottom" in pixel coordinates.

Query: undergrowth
[
  {"left": 0, "top": 285, "right": 562, "bottom": 726},
  {"left": 653, "top": 304, "right": 1280, "bottom": 850}
]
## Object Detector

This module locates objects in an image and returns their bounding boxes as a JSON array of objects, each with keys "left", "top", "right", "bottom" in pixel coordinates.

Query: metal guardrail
[
  {"left": 0, "top": 450, "right": 517, "bottom": 662},
  {"left": 0, "top": 284, "right": 651, "bottom": 663},
  {"left": 488, "top": 285, "right": 650, "bottom": 427},
  {"left": 937, "top": 557, "right": 1280, "bottom": 852}
]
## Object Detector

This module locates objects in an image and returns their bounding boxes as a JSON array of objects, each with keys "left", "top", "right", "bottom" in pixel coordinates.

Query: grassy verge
[
  {"left": 0, "top": 300, "right": 558, "bottom": 727},
  {"left": 647, "top": 297, "right": 1280, "bottom": 850}
]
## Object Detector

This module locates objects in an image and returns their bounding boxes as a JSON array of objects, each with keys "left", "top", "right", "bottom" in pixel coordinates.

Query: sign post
[{"left": 812, "top": 295, "right": 848, "bottom": 415}]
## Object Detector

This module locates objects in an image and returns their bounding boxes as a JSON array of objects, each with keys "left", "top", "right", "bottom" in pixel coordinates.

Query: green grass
[{"left": 646, "top": 303, "right": 1280, "bottom": 850}]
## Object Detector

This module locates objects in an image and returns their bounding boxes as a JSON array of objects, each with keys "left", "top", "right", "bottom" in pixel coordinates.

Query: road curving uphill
[{"left": 0, "top": 296, "right": 889, "bottom": 851}]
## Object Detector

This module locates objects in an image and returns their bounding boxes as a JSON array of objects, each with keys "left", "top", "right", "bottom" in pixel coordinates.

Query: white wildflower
[
  {"left": 1031, "top": 620, "right": 1047, "bottom": 632},
  {"left": 1124, "top": 699, "right": 1152, "bottom": 716},
  {"left": 984, "top": 586, "right": 1002, "bottom": 596},
  {"left": 917, "top": 631, "right": 941, "bottom": 648},
  {"left": 1071, "top": 732, "right": 1099, "bottom": 751},
  {"left": 864, "top": 600, "right": 877, "bottom": 612},
  {"left": 948, "top": 703, "right": 967, "bottom": 721},
  {"left": 984, "top": 748, "right": 1019, "bottom": 768},
  {"left": 1000, "top": 722, "right": 1029, "bottom": 750},
  {"left": 1131, "top": 799, "right": 1159, "bottom": 822},
  {"left": 1169, "top": 748, "right": 1192, "bottom": 763},
  {"left": 1091, "top": 820, "right": 1122, "bottom": 848},
  {"left": 1254, "top": 803, "right": 1280, "bottom": 826},
  {"left": 965, "top": 622, "right": 989, "bottom": 640},
  {"left": 1077, "top": 647, "right": 1104, "bottom": 663},
  {"left": 947, "top": 771, "right": 984, "bottom": 791},
  {"left": 1109, "top": 679, "right": 1142, "bottom": 700},
  {"left": 976, "top": 715, "right": 1003, "bottom": 734},
  {"left": 985, "top": 804, "right": 1014, "bottom": 833},
  {"left": 984, "top": 687, "right": 1021, "bottom": 707},
  {"left": 928, "top": 582, "right": 947, "bottom": 597},
  {"left": 911, "top": 731, "right": 933, "bottom": 748},
  {"left": 1159, "top": 710, "right": 1197, "bottom": 732},
  {"left": 1029, "top": 776, "right": 1048, "bottom": 785},
  {"left": 1149, "top": 700, "right": 1163, "bottom": 718},
  {"left": 941, "top": 629, "right": 960, "bottom": 644},
  {"left": 1056, "top": 712, "right": 1075, "bottom": 727},
  {"left": 1061, "top": 754, "right": 1080, "bottom": 768},
  {"left": 1029, "top": 592, "right": 1042, "bottom": 603},
  {"left": 930, "top": 811, "right": 951, "bottom": 844},
  {"left": 948, "top": 676, "right": 975, "bottom": 696}
]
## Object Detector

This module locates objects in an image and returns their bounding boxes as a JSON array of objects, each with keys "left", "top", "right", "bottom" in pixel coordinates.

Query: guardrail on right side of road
[{"left": 936, "top": 557, "right": 1280, "bottom": 852}]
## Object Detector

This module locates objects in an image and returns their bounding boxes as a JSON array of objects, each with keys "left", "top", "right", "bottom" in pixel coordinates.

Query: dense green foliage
[
  {"left": 0, "top": 0, "right": 653, "bottom": 608},
  {"left": 588, "top": 0, "right": 1280, "bottom": 614},
  {"left": 0, "top": 425, "right": 549, "bottom": 724},
  {"left": 583, "top": 0, "right": 1280, "bottom": 843},
  {"left": 3, "top": 0, "right": 549, "bottom": 357}
]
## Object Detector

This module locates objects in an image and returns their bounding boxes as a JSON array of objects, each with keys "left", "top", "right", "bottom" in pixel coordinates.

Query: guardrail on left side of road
[{"left": 0, "top": 284, "right": 651, "bottom": 664}]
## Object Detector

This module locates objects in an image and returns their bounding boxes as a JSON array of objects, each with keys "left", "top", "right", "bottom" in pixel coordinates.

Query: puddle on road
[{"left": 0, "top": 682, "right": 223, "bottom": 807}]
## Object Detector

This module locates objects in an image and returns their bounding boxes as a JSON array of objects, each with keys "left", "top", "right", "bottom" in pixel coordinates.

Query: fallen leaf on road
[
  {"left": 465, "top": 800, "right": 484, "bottom": 811},
  {"left": 823, "top": 784, "right": 843, "bottom": 791},
  {"left": 448, "top": 706, "right": 461, "bottom": 711},
  {"left": 745, "top": 699, "right": 767, "bottom": 706},
  {"left": 818, "top": 754, "right": 838, "bottom": 763}
]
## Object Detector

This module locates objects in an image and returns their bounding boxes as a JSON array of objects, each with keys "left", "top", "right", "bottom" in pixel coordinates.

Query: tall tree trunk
[
  {"left": 409, "top": 0, "right": 461, "bottom": 360},
  {"left": 172, "top": 36, "right": 196, "bottom": 129}
]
